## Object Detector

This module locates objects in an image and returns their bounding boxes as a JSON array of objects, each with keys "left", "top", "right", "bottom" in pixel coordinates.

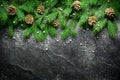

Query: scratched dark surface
[{"left": 0, "top": 19, "right": 120, "bottom": 80}]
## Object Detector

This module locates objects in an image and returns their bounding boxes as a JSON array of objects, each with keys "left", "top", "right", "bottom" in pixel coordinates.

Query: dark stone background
[{"left": 0, "top": 19, "right": 120, "bottom": 80}]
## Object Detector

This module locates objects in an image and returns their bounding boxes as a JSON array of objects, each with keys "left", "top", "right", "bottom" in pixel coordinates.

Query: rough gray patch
[{"left": 0, "top": 19, "right": 120, "bottom": 80}]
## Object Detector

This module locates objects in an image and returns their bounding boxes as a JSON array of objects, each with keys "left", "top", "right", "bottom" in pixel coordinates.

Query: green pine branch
[
  {"left": 93, "top": 19, "right": 107, "bottom": 35},
  {"left": 63, "top": 8, "right": 72, "bottom": 17},
  {"left": 23, "top": 27, "right": 32, "bottom": 38},
  {"left": 81, "top": 0, "right": 89, "bottom": 9},
  {"left": 33, "top": 25, "right": 40, "bottom": 40},
  {"left": 71, "top": 28, "right": 77, "bottom": 37},
  {"left": 90, "top": 0, "right": 98, "bottom": 6},
  {"left": 39, "top": 31, "right": 48, "bottom": 41},
  {"left": 19, "top": 2, "right": 34, "bottom": 13},
  {"left": 61, "top": 0, "right": 73, "bottom": 6},
  {"left": 16, "top": 9, "right": 25, "bottom": 22},
  {"left": 107, "top": 20, "right": 118, "bottom": 38},
  {"left": 61, "top": 29, "right": 71, "bottom": 40},
  {"left": 94, "top": 4, "right": 107, "bottom": 18},
  {"left": 78, "top": 12, "right": 88, "bottom": 26},
  {"left": 45, "top": 12, "right": 58, "bottom": 23},
  {"left": 58, "top": 12, "right": 67, "bottom": 29},
  {"left": 0, "top": 0, "right": 119, "bottom": 41},
  {"left": 48, "top": 27, "right": 57, "bottom": 37},
  {"left": 8, "top": 26, "right": 14, "bottom": 38},
  {"left": 0, "top": 7, "right": 8, "bottom": 25},
  {"left": 39, "top": 23, "right": 46, "bottom": 30},
  {"left": 61, "top": 20, "right": 77, "bottom": 39},
  {"left": 43, "top": 0, "right": 58, "bottom": 7}
]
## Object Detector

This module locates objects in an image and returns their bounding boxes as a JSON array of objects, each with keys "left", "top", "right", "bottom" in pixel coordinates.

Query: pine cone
[
  {"left": 52, "top": 19, "right": 59, "bottom": 27},
  {"left": 25, "top": 14, "right": 34, "bottom": 24},
  {"left": 105, "top": 7, "right": 115, "bottom": 19},
  {"left": 37, "top": 5, "right": 45, "bottom": 14},
  {"left": 7, "top": 5, "right": 17, "bottom": 15},
  {"left": 88, "top": 16, "right": 98, "bottom": 26},
  {"left": 72, "top": 0, "right": 81, "bottom": 11}
]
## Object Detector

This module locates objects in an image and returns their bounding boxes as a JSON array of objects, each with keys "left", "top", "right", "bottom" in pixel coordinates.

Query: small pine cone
[
  {"left": 88, "top": 16, "right": 98, "bottom": 26},
  {"left": 105, "top": 7, "right": 115, "bottom": 19},
  {"left": 73, "top": 0, "right": 81, "bottom": 11},
  {"left": 37, "top": 5, "right": 45, "bottom": 14},
  {"left": 25, "top": 14, "right": 34, "bottom": 24},
  {"left": 52, "top": 19, "right": 59, "bottom": 27},
  {"left": 7, "top": 5, "right": 17, "bottom": 15}
]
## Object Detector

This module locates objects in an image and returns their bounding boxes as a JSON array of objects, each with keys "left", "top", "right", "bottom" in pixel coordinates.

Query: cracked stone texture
[{"left": 0, "top": 19, "right": 120, "bottom": 80}]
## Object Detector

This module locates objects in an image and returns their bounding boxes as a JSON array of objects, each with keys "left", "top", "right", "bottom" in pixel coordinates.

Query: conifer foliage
[{"left": 0, "top": 0, "right": 120, "bottom": 41}]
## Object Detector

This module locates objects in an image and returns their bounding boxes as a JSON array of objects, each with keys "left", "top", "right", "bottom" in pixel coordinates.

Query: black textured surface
[{"left": 0, "top": 19, "right": 120, "bottom": 80}]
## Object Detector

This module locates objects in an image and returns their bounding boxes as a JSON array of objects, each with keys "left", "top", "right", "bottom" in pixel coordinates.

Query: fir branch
[
  {"left": 78, "top": 12, "right": 88, "bottom": 26},
  {"left": 60, "top": 19, "right": 77, "bottom": 39},
  {"left": 71, "top": 28, "right": 77, "bottom": 37},
  {"left": 94, "top": 4, "right": 107, "bottom": 18},
  {"left": 33, "top": 25, "right": 40, "bottom": 40},
  {"left": 61, "top": 29, "right": 71, "bottom": 40},
  {"left": 35, "top": 17, "right": 43, "bottom": 27},
  {"left": 109, "top": 0, "right": 120, "bottom": 11},
  {"left": 109, "top": 1, "right": 120, "bottom": 17},
  {"left": 0, "top": 0, "right": 119, "bottom": 41},
  {"left": 40, "top": 23, "right": 46, "bottom": 30},
  {"left": 16, "top": 9, "right": 25, "bottom": 22},
  {"left": 107, "top": 20, "right": 118, "bottom": 38},
  {"left": 93, "top": 19, "right": 107, "bottom": 35},
  {"left": 35, "top": 13, "right": 41, "bottom": 19},
  {"left": 13, "top": 17, "right": 19, "bottom": 25},
  {"left": 81, "top": 0, "right": 89, "bottom": 9},
  {"left": 39, "top": 31, "right": 48, "bottom": 41},
  {"left": 90, "top": 0, "right": 98, "bottom": 6},
  {"left": 63, "top": 8, "right": 72, "bottom": 17},
  {"left": 0, "top": 1, "right": 8, "bottom": 7},
  {"left": 19, "top": 2, "right": 34, "bottom": 13},
  {"left": 23, "top": 27, "right": 32, "bottom": 38},
  {"left": 31, "top": 0, "right": 40, "bottom": 8},
  {"left": 46, "top": 12, "right": 58, "bottom": 23},
  {"left": 43, "top": 0, "right": 58, "bottom": 7},
  {"left": 12, "top": 0, "right": 27, "bottom": 5},
  {"left": 48, "top": 27, "right": 57, "bottom": 37},
  {"left": 67, "top": 20, "right": 77, "bottom": 28},
  {"left": 8, "top": 26, "right": 14, "bottom": 38},
  {"left": 0, "top": 7, "right": 8, "bottom": 25},
  {"left": 61, "top": 0, "right": 73, "bottom": 6},
  {"left": 72, "top": 12, "right": 81, "bottom": 20},
  {"left": 58, "top": 12, "right": 67, "bottom": 29}
]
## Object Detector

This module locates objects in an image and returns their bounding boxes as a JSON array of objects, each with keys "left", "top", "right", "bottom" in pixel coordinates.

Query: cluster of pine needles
[{"left": 0, "top": 0, "right": 120, "bottom": 41}]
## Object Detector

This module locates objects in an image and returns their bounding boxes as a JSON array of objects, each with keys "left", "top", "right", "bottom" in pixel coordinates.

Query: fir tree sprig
[
  {"left": 0, "top": 0, "right": 120, "bottom": 41},
  {"left": 93, "top": 19, "right": 107, "bottom": 35},
  {"left": 107, "top": 20, "right": 118, "bottom": 38}
]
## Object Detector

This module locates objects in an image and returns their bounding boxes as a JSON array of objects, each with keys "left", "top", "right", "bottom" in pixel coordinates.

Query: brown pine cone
[
  {"left": 52, "top": 19, "right": 59, "bottom": 27},
  {"left": 72, "top": 0, "right": 81, "bottom": 11},
  {"left": 88, "top": 16, "right": 98, "bottom": 26},
  {"left": 105, "top": 7, "right": 115, "bottom": 19},
  {"left": 37, "top": 5, "right": 45, "bottom": 14},
  {"left": 7, "top": 5, "right": 17, "bottom": 15},
  {"left": 25, "top": 14, "right": 34, "bottom": 24}
]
